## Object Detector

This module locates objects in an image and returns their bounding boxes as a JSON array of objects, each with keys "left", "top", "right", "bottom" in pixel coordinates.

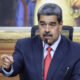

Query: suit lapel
[
  {"left": 47, "top": 36, "right": 68, "bottom": 80},
  {"left": 32, "top": 36, "right": 43, "bottom": 80}
]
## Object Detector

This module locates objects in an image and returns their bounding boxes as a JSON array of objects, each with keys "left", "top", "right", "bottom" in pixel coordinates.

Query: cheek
[
  {"left": 51, "top": 29, "right": 57, "bottom": 35},
  {"left": 54, "top": 27, "right": 60, "bottom": 34},
  {"left": 39, "top": 30, "right": 44, "bottom": 38},
  {"left": 51, "top": 29, "right": 59, "bottom": 38},
  {"left": 39, "top": 28, "right": 44, "bottom": 34}
]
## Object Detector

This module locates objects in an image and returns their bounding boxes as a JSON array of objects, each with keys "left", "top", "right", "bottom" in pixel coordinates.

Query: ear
[{"left": 59, "top": 21, "right": 63, "bottom": 32}]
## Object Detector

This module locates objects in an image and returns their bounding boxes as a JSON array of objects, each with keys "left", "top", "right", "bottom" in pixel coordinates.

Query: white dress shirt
[{"left": 43, "top": 34, "right": 61, "bottom": 59}]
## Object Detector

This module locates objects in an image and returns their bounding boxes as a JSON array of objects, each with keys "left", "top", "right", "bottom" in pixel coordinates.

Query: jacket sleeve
[
  {"left": 1, "top": 65, "right": 14, "bottom": 76},
  {"left": 11, "top": 39, "right": 24, "bottom": 76},
  {"left": 1, "top": 39, "right": 24, "bottom": 77}
]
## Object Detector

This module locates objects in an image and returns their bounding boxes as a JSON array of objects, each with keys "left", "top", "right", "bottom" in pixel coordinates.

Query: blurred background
[{"left": 0, "top": 0, "right": 80, "bottom": 27}]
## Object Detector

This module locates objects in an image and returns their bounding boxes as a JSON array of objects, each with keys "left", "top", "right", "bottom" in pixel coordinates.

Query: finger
[
  {"left": 1, "top": 55, "right": 13, "bottom": 64},
  {"left": 1, "top": 56, "right": 10, "bottom": 62},
  {"left": 5, "top": 56, "right": 13, "bottom": 64},
  {"left": 1, "top": 54, "right": 9, "bottom": 60},
  {"left": 2, "top": 61, "right": 11, "bottom": 69},
  {"left": 2, "top": 57, "right": 13, "bottom": 66},
  {"left": 3, "top": 64, "right": 10, "bottom": 69},
  {"left": 1, "top": 60, "right": 11, "bottom": 68},
  {"left": 9, "top": 56, "right": 14, "bottom": 64},
  {"left": 4, "top": 56, "right": 13, "bottom": 64},
  {"left": 3, "top": 62, "right": 10, "bottom": 67},
  {"left": 2, "top": 58, "right": 11, "bottom": 65},
  {"left": 2, "top": 60, "right": 12, "bottom": 69}
]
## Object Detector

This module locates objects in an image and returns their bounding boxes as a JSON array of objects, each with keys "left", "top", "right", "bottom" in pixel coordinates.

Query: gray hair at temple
[{"left": 37, "top": 3, "right": 62, "bottom": 23}]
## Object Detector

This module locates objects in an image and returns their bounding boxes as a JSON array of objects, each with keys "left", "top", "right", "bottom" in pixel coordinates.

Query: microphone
[
  {"left": 44, "top": 39, "right": 48, "bottom": 44},
  {"left": 42, "top": 39, "right": 48, "bottom": 80}
]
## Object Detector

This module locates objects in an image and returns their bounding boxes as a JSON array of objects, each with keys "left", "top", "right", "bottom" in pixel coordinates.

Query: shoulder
[
  {"left": 61, "top": 35, "right": 80, "bottom": 51},
  {"left": 16, "top": 35, "right": 41, "bottom": 46},
  {"left": 14, "top": 35, "right": 42, "bottom": 53},
  {"left": 70, "top": 41, "right": 80, "bottom": 51},
  {"left": 62, "top": 36, "right": 80, "bottom": 59}
]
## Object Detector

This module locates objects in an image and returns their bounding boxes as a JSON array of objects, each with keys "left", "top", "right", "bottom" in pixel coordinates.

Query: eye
[
  {"left": 40, "top": 23, "right": 45, "bottom": 26},
  {"left": 49, "top": 22, "right": 56, "bottom": 28},
  {"left": 50, "top": 23, "right": 55, "bottom": 26},
  {"left": 50, "top": 22, "right": 56, "bottom": 26},
  {"left": 40, "top": 23, "right": 46, "bottom": 27}
]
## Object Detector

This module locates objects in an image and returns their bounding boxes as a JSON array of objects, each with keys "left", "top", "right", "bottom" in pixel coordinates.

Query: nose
[{"left": 45, "top": 25, "right": 50, "bottom": 32}]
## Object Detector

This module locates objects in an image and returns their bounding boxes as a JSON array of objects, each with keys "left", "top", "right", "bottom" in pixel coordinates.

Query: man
[{"left": 1, "top": 3, "right": 80, "bottom": 80}]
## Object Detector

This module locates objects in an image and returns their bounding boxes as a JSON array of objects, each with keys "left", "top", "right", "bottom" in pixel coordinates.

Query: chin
[{"left": 47, "top": 41, "right": 53, "bottom": 45}]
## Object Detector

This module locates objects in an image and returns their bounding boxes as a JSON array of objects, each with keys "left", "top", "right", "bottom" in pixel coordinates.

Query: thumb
[{"left": 9, "top": 56, "right": 14, "bottom": 64}]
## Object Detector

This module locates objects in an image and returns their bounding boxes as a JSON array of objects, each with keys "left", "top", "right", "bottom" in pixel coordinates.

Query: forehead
[{"left": 39, "top": 15, "right": 58, "bottom": 23}]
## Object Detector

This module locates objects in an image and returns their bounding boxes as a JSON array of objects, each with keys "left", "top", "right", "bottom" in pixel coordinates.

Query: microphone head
[
  {"left": 44, "top": 39, "right": 48, "bottom": 44},
  {"left": 44, "top": 39, "right": 52, "bottom": 46}
]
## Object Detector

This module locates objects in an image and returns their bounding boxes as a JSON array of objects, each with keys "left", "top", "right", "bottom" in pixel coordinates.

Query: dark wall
[{"left": 0, "top": 0, "right": 18, "bottom": 26}]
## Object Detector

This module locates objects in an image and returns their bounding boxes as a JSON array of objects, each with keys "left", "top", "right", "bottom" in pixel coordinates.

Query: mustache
[{"left": 43, "top": 32, "right": 53, "bottom": 37}]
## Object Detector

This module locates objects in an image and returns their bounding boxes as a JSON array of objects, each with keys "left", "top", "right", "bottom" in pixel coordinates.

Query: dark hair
[{"left": 37, "top": 3, "right": 62, "bottom": 23}]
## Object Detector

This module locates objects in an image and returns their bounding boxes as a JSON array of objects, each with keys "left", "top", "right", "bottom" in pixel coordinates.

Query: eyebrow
[
  {"left": 39, "top": 21, "right": 45, "bottom": 23},
  {"left": 50, "top": 22, "right": 56, "bottom": 25},
  {"left": 39, "top": 21, "right": 56, "bottom": 24}
]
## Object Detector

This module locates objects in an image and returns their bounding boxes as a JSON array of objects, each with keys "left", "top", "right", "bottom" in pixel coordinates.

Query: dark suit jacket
[{"left": 2, "top": 35, "right": 80, "bottom": 80}]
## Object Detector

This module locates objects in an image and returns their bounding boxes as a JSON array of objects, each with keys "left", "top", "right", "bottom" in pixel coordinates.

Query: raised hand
[{"left": 1, "top": 54, "right": 13, "bottom": 70}]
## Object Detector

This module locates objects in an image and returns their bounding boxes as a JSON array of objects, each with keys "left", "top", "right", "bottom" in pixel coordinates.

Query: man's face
[{"left": 38, "top": 15, "right": 63, "bottom": 45}]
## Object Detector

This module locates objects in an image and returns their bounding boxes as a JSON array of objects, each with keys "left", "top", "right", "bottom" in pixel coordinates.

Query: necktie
[{"left": 44, "top": 46, "right": 52, "bottom": 80}]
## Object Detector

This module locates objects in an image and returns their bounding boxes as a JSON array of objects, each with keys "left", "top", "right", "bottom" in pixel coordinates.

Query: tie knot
[{"left": 47, "top": 46, "right": 52, "bottom": 51}]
